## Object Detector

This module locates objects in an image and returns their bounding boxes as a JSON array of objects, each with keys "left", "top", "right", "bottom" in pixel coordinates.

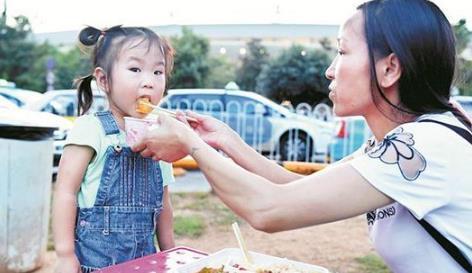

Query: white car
[
  {"left": 25, "top": 89, "right": 107, "bottom": 171},
  {"left": 160, "top": 89, "right": 334, "bottom": 162},
  {"left": 25, "top": 88, "right": 108, "bottom": 121},
  {"left": 0, "top": 95, "right": 19, "bottom": 109},
  {"left": 0, "top": 87, "right": 44, "bottom": 108}
]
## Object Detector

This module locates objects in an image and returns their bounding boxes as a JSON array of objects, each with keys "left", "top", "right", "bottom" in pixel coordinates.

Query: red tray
[{"left": 95, "top": 246, "right": 208, "bottom": 273}]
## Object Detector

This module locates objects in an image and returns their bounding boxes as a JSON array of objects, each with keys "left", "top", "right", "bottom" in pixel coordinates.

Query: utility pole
[{"left": 1, "top": 0, "right": 6, "bottom": 25}]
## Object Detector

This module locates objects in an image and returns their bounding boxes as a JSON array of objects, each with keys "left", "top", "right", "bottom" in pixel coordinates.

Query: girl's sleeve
[
  {"left": 159, "top": 161, "right": 175, "bottom": 187},
  {"left": 349, "top": 123, "right": 450, "bottom": 219},
  {"left": 64, "top": 115, "right": 102, "bottom": 154}
]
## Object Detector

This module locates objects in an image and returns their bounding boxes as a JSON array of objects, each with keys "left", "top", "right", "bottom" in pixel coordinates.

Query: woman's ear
[
  {"left": 94, "top": 67, "right": 109, "bottom": 93},
  {"left": 377, "top": 53, "right": 402, "bottom": 89}
]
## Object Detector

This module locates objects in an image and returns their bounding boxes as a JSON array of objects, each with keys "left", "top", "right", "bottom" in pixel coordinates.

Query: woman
[{"left": 133, "top": 0, "right": 472, "bottom": 272}]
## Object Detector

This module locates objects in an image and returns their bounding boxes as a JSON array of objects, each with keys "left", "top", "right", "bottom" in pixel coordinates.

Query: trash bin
[{"left": 0, "top": 110, "right": 57, "bottom": 273}]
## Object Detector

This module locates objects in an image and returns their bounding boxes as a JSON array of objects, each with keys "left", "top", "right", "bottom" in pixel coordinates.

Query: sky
[{"left": 4, "top": 0, "right": 472, "bottom": 34}]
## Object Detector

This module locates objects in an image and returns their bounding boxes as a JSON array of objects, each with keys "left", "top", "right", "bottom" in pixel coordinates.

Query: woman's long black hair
[{"left": 358, "top": 0, "right": 471, "bottom": 129}]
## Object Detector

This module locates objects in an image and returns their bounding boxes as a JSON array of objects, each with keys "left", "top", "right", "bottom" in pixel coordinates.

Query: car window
[
  {"left": 42, "top": 94, "right": 107, "bottom": 116},
  {"left": 167, "top": 94, "right": 224, "bottom": 112},
  {"left": 90, "top": 96, "right": 108, "bottom": 112},
  {"left": 43, "top": 95, "right": 76, "bottom": 116},
  {"left": 226, "top": 95, "right": 266, "bottom": 115},
  {"left": 0, "top": 95, "right": 17, "bottom": 109},
  {"left": 0, "top": 93, "right": 22, "bottom": 107}
]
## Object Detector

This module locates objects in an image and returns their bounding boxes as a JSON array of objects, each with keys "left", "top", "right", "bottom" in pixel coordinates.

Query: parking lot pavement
[{"left": 169, "top": 170, "right": 212, "bottom": 193}]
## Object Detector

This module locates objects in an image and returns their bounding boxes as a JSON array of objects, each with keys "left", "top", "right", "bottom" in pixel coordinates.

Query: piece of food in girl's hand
[{"left": 136, "top": 97, "right": 153, "bottom": 114}]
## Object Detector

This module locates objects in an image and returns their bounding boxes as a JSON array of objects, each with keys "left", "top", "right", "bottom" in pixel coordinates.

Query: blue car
[{"left": 329, "top": 116, "right": 371, "bottom": 162}]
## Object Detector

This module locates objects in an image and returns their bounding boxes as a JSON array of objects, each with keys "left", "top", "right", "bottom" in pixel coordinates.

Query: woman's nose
[{"left": 325, "top": 58, "right": 336, "bottom": 80}]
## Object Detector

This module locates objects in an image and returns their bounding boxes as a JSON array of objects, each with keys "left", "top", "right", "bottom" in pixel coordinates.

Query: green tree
[
  {"left": 0, "top": 14, "right": 44, "bottom": 90},
  {"left": 0, "top": 13, "right": 89, "bottom": 92},
  {"left": 53, "top": 47, "right": 92, "bottom": 89},
  {"left": 169, "top": 27, "right": 210, "bottom": 88},
  {"left": 256, "top": 45, "right": 331, "bottom": 106},
  {"left": 235, "top": 39, "right": 269, "bottom": 91},
  {"left": 206, "top": 55, "right": 236, "bottom": 88},
  {"left": 453, "top": 19, "right": 472, "bottom": 96}
]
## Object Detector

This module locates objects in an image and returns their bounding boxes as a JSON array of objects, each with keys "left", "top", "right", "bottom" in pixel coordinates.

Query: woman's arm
[
  {"left": 187, "top": 136, "right": 393, "bottom": 232},
  {"left": 185, "top": 111, "right": 303, "bottom": 184},
  {"left": 52, "top": 145, "right": 93, "bottom": 268},
  {"left": 134, "top": 115, "right": 393, "bottom": 232},
  {"left": 156, "top": 187, "right": 175, "bottom": 250}
]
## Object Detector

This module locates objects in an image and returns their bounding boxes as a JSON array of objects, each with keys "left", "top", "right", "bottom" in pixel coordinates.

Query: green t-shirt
[{"left": 64, "top": 114, "right": 175, "bottom": 208}]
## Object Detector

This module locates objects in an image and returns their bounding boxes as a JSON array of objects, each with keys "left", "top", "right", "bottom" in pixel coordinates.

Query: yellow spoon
[{"left": 136, "top": 98, "right": 198, "bottom": 123}]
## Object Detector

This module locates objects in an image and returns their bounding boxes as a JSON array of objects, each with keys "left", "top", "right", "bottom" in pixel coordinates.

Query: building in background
[{"left": 34, "top": 24, "right": 339, "bottom": 60}]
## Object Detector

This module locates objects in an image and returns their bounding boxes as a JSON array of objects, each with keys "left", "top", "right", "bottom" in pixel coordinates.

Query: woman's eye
[
  {"left": 130, "top": 67, "right": 140, "bottom": 72},
  {"left": 337, "top": 50, "right": 345, "bottom": 56}
]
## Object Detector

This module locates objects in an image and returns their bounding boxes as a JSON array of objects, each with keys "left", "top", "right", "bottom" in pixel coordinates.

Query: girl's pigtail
[
  {"left": 75, "top": 74, "right": 94, "bottom": 116},
  {"left": 78, "top": 26, "right": 102, "bottom": 46}
]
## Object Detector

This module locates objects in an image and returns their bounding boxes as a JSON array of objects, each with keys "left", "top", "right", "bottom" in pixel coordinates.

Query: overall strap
[
  {"left": 95, "top": 111, "right": 120, "bottom": 135},
  {"left": 415, "top": 119, "right": 472, "bottom": 272}
]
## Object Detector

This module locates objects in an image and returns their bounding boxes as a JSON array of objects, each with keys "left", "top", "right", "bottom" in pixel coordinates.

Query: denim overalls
[{"left": 74, "top": 111, "right": 163, "bottom": 273}]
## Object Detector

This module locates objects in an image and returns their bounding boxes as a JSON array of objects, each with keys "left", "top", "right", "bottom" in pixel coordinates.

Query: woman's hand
[
  {"left": 184, "top": 111, "right": 237, "bottom": 150},
  {"left": 55, "top": 254, "right": 81, "bottom": 273},
  {"left": 132, "top": 113, "right": 196, "bottom": 162}
]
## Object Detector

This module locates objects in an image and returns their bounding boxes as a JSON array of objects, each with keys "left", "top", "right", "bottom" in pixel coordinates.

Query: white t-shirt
[
  {"left": 65, "top": 114, "right": 175, "bottom": 208},
  {"left": 350, "top": 112, "right": 472, "bottom": 273}
]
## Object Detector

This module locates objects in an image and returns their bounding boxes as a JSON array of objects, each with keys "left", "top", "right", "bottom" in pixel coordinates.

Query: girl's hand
[
  {"left": 182, "top": 111, "right": 237, "bottom": 150},
  {"left": 55, "top": 254, "right": 81, "bottom": 273},
  {"left": 132, "top": 113, "right": 196, "bottom": 162}
]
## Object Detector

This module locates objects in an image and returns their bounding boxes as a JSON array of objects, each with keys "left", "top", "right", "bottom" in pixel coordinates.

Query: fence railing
[{"left": 167, "top": 100, "right": 370, "bottom": 164}]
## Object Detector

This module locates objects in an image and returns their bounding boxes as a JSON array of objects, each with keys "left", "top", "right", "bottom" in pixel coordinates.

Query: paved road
[{"left": 169, "top": 170, "right": 212, "bottom": 193}]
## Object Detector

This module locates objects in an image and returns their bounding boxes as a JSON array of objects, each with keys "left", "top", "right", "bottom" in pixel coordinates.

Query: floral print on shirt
[{"left": 366, "top": 127, "right": 427, "bottom": 181}]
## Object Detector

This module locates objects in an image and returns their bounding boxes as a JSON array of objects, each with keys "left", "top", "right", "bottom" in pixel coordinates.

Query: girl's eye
[
  {"left": 130, "top": 67, "right": 140, "bottom": 72},
  {"left": 337, "top": 50, "right": 345, "bottom": 56},
  {"left": 154, "top": 70, "right": 164, "bottom": 75}
]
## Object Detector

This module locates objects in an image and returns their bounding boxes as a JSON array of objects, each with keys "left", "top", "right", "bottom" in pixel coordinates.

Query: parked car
[
  {"left": 0, "top": 94, "right": 19, "bottom": 109},
  {"left": 24, "top": 88, "right": 107, "bottom": 171},
  {"left": 328, "top": 116, "right": 371, "bottom": 162},
  {"left": 160, "top": 89, "right": 334, "bottom": 162},
  {"left": 0, "top": 87, "right": 44, "bottom": 107},
  {"left": 25, "top": 89, "right": 108, "bottom": 121}
]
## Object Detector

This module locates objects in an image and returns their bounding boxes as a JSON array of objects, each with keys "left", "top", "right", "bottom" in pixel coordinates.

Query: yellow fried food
[
  {"left": 197, "top": 266, "right": 225, "bottom": 273},
  {"left": 136, "top": 98, "right": 153, "bottom": 114}
]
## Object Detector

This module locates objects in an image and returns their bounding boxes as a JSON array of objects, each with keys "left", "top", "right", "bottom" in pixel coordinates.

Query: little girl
[{"left": 52, "top": 25, "right": 176, "bottom": 273}]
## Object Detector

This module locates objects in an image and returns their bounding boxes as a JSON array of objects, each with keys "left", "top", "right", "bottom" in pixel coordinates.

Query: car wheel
[{"left": 279, "top": 130, "right": 314, "bottom": 162}]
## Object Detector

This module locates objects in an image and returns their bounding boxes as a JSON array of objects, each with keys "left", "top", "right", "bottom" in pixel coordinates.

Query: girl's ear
[
  {"left": 377, "top": 53, "right": 402, "bottom": 89},
  {"left": 94, "top": 67, "right": 109, "bottom": 93}
]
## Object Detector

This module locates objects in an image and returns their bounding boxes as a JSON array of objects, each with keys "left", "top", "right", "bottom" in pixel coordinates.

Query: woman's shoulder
[
  {"left": 393, "top": 112, "right": 467, "bottom": 137},
  {"left": 379, "top": 112, "right": 471, "bottom": 156}
]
